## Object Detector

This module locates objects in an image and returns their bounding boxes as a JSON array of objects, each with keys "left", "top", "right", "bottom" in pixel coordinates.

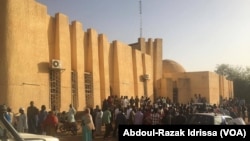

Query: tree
[{"left": 215, "top": 64, "right": 250, "bottom": 102}]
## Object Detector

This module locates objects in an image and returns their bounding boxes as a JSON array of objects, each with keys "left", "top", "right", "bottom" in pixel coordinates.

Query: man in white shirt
[{"left": 67, "top": 104, "right": 76, "bottom": 123}]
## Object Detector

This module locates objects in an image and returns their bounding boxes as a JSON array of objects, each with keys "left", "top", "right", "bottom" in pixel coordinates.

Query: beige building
[
  {"left": 161, "top": 59, "right": 234, "bottom": 105},
  {"left": 0, "top": 0, "right": 233, "bottom": 113}
]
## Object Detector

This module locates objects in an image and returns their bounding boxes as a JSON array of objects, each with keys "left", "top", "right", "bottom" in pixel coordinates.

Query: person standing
[
  {"left": 94, "top": 108, "right": 103, "bottom": 136},
  {"left": 174, "top": 110, "right": 187, "bottom": 124},
  {"left": 134, "top": 108, "right": 144, "bottom": 125},
  {"left": 4, "top": 107, "right": 11, "bottom": 123},
  {"left": 42, "top": 111, "right": 58, "bottom": 136},
  {"left": 112, "top": 108, "right": 127, "bottom": 137},
  {"left": 67, "top": 104, "right": 76, "bottom": 123},
  {"left": 27, "top": 101, "right": 39, "bottom": 134},
  {"left": 150, "top": 108, "right": 161, "bottom": 125},
  {"left": 6, "top": 107, "right": 14, "bottom": 126},
  {"left": 134, "top": 96, "right": 139, "bottom": 108},
  {"left": 92, "top": 105, "right": 100, "bottom": 137},
  {"left": 16, "top": 108, "right": 28, "bottom": 133},
  {"left": 37, "top": 105, "right": 48, "bottom": 134},
  {"left": 102, "top": 107, "right": 112, "bottom": 140},
  {"left": 82, "top": 108, "right": 95, "bottom": 141},
  {"left": 67, "top": 104, "right": 77, "bottom": 135}
]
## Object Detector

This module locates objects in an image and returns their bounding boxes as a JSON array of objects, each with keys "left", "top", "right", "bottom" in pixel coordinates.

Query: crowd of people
[
  {"left": 88, "top": 94, "right": 249, "bottom": 139},
  {"left": 4, "top": 101, "right": 77, "bottom": 137},
  {"left": 2, "top": 95, "right": 249, "bottom": 141}
]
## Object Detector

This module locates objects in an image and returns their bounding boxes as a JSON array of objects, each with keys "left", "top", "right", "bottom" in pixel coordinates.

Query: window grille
[
  {"left": 84, "top": 72, "right": 93, "bottom": 107},
  {"left": 49, "top": 70, "right": 61, "bottom": 111},
  {"left": 71, "top": 71, "right": 78, "bottom": 109}
]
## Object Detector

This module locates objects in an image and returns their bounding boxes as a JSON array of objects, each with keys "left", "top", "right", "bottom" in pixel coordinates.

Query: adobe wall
[
  {"left": 162, "top": 71, "right": 233, "bottom": 105},
  {"left": 219, "top": 75, "right": 234, "bottom": 100},
  {"left": 55, "top": 13, "right": 73, "bottom": 111},
  {"left": 162, "top": 73, "right": 193, "bottom": 104},
  {"left": 130, "top": 38, "right": 156, "bottom": 101},
  {"left": 0, "top": 0, "right": 8, "bottom": 105},
  {"left": 98, "top": 34, "right": 111, "bottom": 103},
  {"left": 0, "top": 0, "right": 162, "bottom": 113},
  {"left": 0, "top": 0, "right": 51, "bottom": 111},
  {"left": 132, "top": 49, "right": 144, "bottom": 97},
  {"left": 208, "top": 72, "right": 220, "bottom": 105},
  {"left": 143, "top": 54, "right": 154, "bottom": 100},
  {"left": 152, "top": 39, "right": 163, "bottom": 98},
  {"left": 209, "top": 72, "right": 234, "bottom": 105},
  {"left": 70, "top": 21, "right": 86, "bottom": 110},
  {"left": 0, "top": 0, "right": 99, "bottom": 112},
  {"left": 85, "top": 29, "right": 102, "bottom": 108},
  {"left": 112, "top": 41, "right": 135, "bottom": 97},
  {"left": 185, "top": 72, "right": 210, "bottom": 101}
]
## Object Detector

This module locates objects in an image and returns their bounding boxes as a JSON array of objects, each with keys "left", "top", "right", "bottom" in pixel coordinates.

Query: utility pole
[{"left": 139, "top": 0, "right": 142, "bottom": 38}]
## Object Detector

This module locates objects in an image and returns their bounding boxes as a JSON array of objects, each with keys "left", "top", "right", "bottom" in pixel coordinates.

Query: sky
[{"left": 36, "top": 0, "right": 250, "bottom": 72}]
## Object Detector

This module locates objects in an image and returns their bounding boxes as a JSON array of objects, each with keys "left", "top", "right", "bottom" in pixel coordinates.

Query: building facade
[
  {"left": 0, "top": 0, "right": 233, "bottom": 113},
  {"left": 161, "top": 59, "right": 234, "bottom": 105}
]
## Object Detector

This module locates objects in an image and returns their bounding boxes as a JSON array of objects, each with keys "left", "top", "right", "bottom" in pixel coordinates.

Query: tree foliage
[{"left": 215, "top": 64, "right": 250, "bottom": 102}]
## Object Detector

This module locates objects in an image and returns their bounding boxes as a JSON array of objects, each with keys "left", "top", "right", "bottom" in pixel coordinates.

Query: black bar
[{"left": 119, "top": 125, "right": 250, "bottom": 141}]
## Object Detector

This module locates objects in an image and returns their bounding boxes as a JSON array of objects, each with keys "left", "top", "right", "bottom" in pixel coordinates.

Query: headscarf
[{"left": 83, "top": 108, "right": 91, "bottom": 124}]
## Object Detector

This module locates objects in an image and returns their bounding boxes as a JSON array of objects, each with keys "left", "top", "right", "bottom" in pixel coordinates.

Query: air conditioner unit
[
  {"left": 144, "top": 74, "right": 150, "bottom": 80},
  {"left": 51, "top": 59, "right": 61, "bottom": 69}
]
